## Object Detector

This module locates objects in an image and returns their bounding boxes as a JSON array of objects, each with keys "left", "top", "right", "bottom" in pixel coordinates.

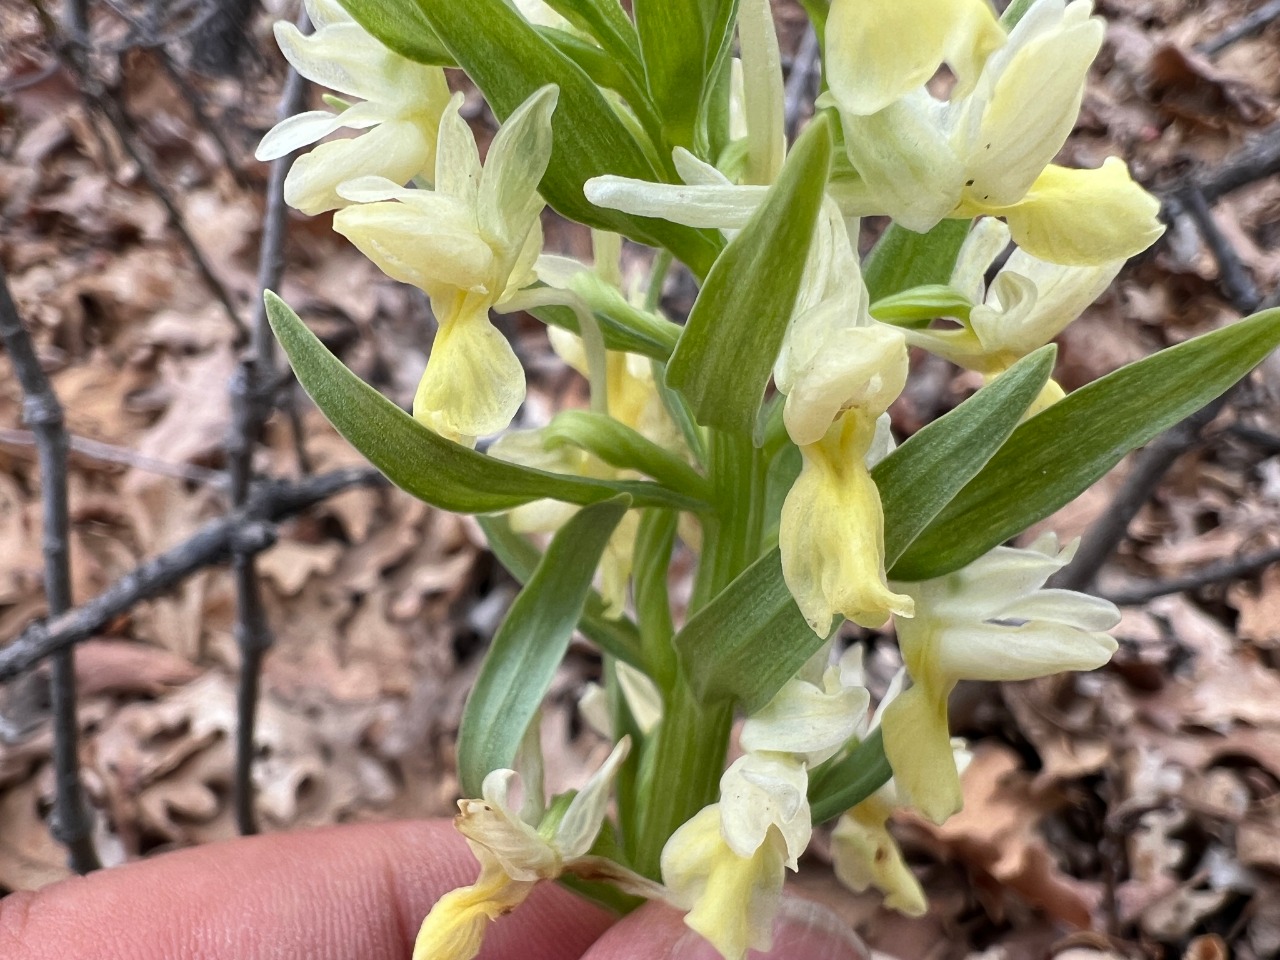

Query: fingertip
[{"left": 2, "top": 821, "right": 614, "bottom": 960}]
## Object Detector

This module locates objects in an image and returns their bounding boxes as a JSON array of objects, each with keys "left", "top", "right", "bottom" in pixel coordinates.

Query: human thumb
[{"left": 580, "top": 894, "right": 868, "bottom": 960}]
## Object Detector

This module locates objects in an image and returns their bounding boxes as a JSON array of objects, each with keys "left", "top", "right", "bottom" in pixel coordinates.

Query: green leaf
[
  {"left": 1000, "top": 0, "right": 1037, "bottom": 28},
  {"left": 412, "top": 0, "right": 723, "bottom": 277},
  {"left": 337, "top": 0, "right": 455, "bottom": 64},
  {"left": 544, "top": 0, "right": 644, "bottom": 72},
  {"left": 862, "top": 219, "right": 971, "bottom": 302},
  {"left": 532, "top": 292, "right": 681, "bottom": 363},
  {"left": 674, "top": 346, "right": 1056, "bottom": 711},
  {"left": 266, "top": 293, "right": 704, "bottom": 513},
  {"left": 892, "top": 308, "right": 1280, "bottom": 581},
  {"left": 632, "top": 509, "right": 679, "bottom": 688},
  {"left": 807, "top": 729, "right": 892, "bottom": 824},
  {"left": 458, "top": 498, "right": 629, "bottom": 796},
  {"left": 870, "top": 284, "right": 973, "bottom": 327},
  {"left": 476, "top": 514, "right": 644, "bottom": 668},
  {"left": 543, "top": 411, "right": 713, "bottom": 501},
  {"left": 633, "top": 0, "right": 709, "bottom": 148},
  {"left": 665, "top": 115, "right": 833, "bottom": 434},
  {"left": 879, "top": 345, "right": 1056, "bottom": 566}
]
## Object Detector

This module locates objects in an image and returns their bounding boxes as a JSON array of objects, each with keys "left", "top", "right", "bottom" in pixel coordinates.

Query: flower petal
[
  {"left": 739, "top": 675, "right": 869, "bottom": 765},
  {"left": 661, "top": 805, "right": 786, "bottom": 960},
  {"left": 555, "top": 737, "right": 630, "bottom": 860},
  {"left": 831, "top": 796, "right": 928, "bottom": 916},
  {"left": 333, "top": 193, "right": 493, "bottom": 291},
  {"left": 256, "top": 110, "right": 345, "bottom": 161},
  {"left": 283, "top": 118, "right": 435, "bottom": 215},
  {"left": 826, "top": 0, "right": 1004, "bottom": 116},
  {"left": 412, "top": 867, "right": 537, "bottom": 960},
  {"left": 414, "top": 308, "right": 526, "bottom": 443},
  {"left": 479, "top": 85, "right": 559, "bottom": 260},
  {"left": 996, "top": 159, "right": 1165, "bottom": 266},
  {"left": 719, "top": 754, "right": 811, "bottom": 866},
  {"left": 880, "top": 681, "right": 962, "bottom": 824},
  {"left": 936, "top": 621, "right": 1117, "bottom": 682},
  {"left": 584, "top": 177, "right": 767, "bottom": 229}
]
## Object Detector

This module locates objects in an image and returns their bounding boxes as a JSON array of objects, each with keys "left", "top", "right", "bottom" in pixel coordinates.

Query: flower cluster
[{"left": 257, "top": 0, "right": 1169, "bottom": 957}]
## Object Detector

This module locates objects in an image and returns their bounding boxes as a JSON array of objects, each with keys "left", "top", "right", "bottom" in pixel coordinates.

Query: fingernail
[{"left": 669, "top": 895, "right": 868, "bottom": 960}]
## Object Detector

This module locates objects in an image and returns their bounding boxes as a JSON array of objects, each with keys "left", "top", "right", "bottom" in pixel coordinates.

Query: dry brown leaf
[{"left": 913, "top": 745, "right": 1101, "bottom": 929}]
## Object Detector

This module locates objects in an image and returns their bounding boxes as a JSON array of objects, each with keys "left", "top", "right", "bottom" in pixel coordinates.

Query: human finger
[{"left": 0, "top": 820, "right": 614, "bottom": 960}]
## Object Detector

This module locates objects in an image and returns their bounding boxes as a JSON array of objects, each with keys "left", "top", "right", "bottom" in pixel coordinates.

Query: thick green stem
[{"left": 632, "top": 430, "right": 767, "bottom": 878}]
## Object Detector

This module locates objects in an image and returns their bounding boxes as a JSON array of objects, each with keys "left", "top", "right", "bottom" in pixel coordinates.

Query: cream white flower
[
  {"left": 663, "top": 647, "right": 869, "bottom": 959},
  {"left": 881, "top": 534, "right": 1119, "bottom": 823},
  {"left": 332, "top": 86, "right": 558, "bottom": 445},
  {"left": 903, "top": 217, "right": 1126, "bottom": 414},
  {"left": 255, "top": 0, "right": 451, "bottom": 215},
  {"left": 413, "top": 736, "right": 661, "bottom": 960},
  {"left": 824, "top": 0, "right": 1163, "bottom": 266}
]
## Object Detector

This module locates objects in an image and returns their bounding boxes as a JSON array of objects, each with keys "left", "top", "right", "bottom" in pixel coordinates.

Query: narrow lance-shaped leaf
[
  {"left": 476, "top": 514, "right": 645, "bottom": 669},
  {"left": 337, "top": 0, "right": 455, "bottom": 64},
  {"left": 674, "top": 346, "right": 1055, "bottom": 711},
  {"left": 458, "top": 498, "right": 629, "bottom": 796},
  {"left": 807, "top": 729, "right": 893, "bottom": 824},
  {"left": 892, "top": 308, "right": 1280, "bottom": 581},
  {"left": 266, "top": 293, "right": 704, "bottom": 513},
  {"left": 665, "top": 114, "right": 833, "bottom": 435},
  {"left": 411, "top": 0, "right": 723, "bottom": 276},
  {"left": 633, "top": 0, "right": 708, "bottom": 148}
]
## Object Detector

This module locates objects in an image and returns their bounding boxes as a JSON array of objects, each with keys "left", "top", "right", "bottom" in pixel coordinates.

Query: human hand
[{"left": 0, "top": 821, "right": 866, "bottom": 959}]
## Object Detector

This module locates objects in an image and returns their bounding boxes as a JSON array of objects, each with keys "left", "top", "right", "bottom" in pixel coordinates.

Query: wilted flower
[{"left": 414, "top": 736, "right": 660, "bottom": 960}]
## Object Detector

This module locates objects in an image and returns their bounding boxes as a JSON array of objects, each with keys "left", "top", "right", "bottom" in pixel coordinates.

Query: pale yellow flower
[
  {"left": 824, "top": 0, "right": 1163, "bottom": 266},
  {"left": 255, "top": 0, "right": 450, "bottom": 215},
  {"left": 663, "top": 647, "right": 870, "bottom": 959},
  {"left": 662, "top": 805, "right": 788, "bottom": 960},
  {"left": 333, "top": 86, "right": 558, "bottom": 444},
  {"left": 903, "top": 217, "right": 1126, "bottom": 414},
  {"left": 883, "top": 534, "right": 1119, "bottom": 822}
]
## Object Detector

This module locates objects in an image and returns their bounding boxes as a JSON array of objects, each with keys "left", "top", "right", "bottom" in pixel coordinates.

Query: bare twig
[
  {"left": 1197, "top": 0, "right": 1280, "bottom": 57},
  {"left": 1102, "top": 544, "right": 1280, "bottom": 606},
  {"left": 0, "top": 426, "right": 224, "bottom": 485},
  {"left": 27, "top": 0, "right": 247, "bottom": 342},
  {"left": 227, "top": 15, "right": 310, "bottom": 835},
  {"left": 1228, "top": 423, "right": 1280, "bottom": 455},
  {"left": 784, "top": 25, "right": 820, "bottom": 141},
  {"left": 0, "top": 264, "right": 101, "bottom": 874},
  {"left": 64, "top": 0, "right": 88, "bottom": 44},
  {"left": 0, "top": 467, "right": 387, "bottom": 683},
  {"left": 1178, "top": 186, "right": 1260, "bottom": 312},
  {"left": 1192, "top": 122, "right": 1280, "bottom": 206}
]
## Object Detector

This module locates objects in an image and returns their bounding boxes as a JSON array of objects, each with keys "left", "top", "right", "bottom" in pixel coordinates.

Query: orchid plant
[{"left": 258, "top": 1, "right": 1280, "bottom": 958}]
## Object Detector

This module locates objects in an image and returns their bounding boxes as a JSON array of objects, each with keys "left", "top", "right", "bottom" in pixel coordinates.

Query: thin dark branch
[
  {"left": 784, "top": 25, "right": 820, "bottom": 142},
  {"left": 0, "top": 467, "right": 387, "bottom": 683},
  {"left": 1197, "top": 0, "right": 1280, "bottom": 57},
  {"left": 1192, "top": 122, "right": 1280, "bottom": 206},
  {"left": 1102, "top": 544, "right": 1280, "bottom": 606},
  {"left": 27, "top": 0, "right": 247, "bottom": 342},
  {"left": 1228, "top": 423, "right": 1280, "bottom": 455},
  {"left": 1055, "top": 393, "right": 1235, "bottom": 592},
  {"left": 0, "top": 263, "right": 101, "bottom": 874},
  {"left": 64, "top": 0, "right": 88, "bottom": 44},
  {"left": 1178, "top": 186, "right": 1260, "bottom": 312},
  {"left": 229, "top": 17, "right": 310, "bottom": 835},
  {"left": 0, "top": 426, "right": 224, "bottom": 485}
]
